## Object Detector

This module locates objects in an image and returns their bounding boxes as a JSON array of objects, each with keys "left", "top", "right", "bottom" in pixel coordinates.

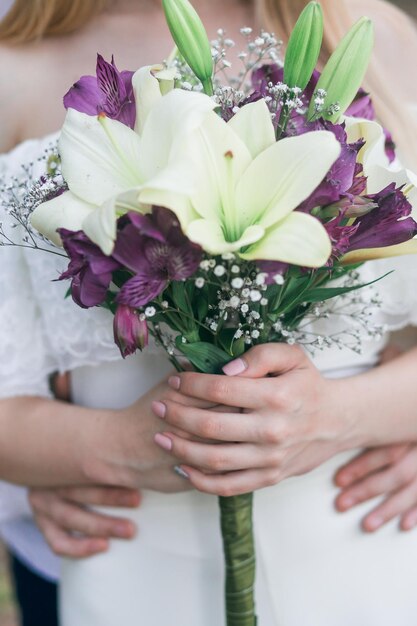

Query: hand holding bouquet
[{"left": 7, "top": 1, "right": 417, "bottom": 624}]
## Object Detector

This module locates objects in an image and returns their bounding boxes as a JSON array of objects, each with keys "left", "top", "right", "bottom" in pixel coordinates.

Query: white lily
[
  {"left": 141, "top": 99, "right": 340, "bottom": 266},
  {"left": 31, "top": 70, "right": 215, "bottom": 255}
]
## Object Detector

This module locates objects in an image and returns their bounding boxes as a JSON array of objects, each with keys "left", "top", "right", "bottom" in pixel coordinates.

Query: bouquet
[{"left": 3, "top": 1, "right": 417, "bottom": 624}]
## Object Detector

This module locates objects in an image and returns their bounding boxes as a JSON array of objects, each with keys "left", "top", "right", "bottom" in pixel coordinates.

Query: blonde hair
[
  {"left": 1, "top": 0, "right": 416, "bottom": 167},
  {"left": 0, "top": 0, "right": 107, "bottom": 43}
]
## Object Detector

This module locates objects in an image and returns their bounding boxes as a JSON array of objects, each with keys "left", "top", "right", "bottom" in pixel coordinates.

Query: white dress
[{"left": 2, "top": 135, "right": 417, "bottom": 626}]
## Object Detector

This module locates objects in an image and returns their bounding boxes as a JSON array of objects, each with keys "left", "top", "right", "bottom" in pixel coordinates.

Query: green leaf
[
  {"left": 301, "top": 271, "right": 392, "bottom": 303},
  {"left": 284, "top": 2, "right": 323, "bottom": 90},
  {"left": 175, "top": 339, "right": 231, "bottom": 373},
  {"left": 308, "top": 16, "right": 374, "bottom": 121},
  {"left": 170, "top": 281, "right": 191, "bottom": 314}
]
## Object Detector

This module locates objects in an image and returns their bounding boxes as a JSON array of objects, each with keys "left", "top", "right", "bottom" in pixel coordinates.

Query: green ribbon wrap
[{"left": 219, "top": 493, "right": 257, "bottom": 626}]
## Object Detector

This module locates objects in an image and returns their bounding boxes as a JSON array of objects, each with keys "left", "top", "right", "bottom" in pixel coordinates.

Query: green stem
[
  {"left": 219, "top": 493, "right": 257, "bottom": 626},
  {"left": 202, "top": 77, "right": 214, "bottom": 96}
]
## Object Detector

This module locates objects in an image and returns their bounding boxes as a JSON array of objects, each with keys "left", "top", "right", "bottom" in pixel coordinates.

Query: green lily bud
[
  {"left": 308, "top": 16, "right": 374, "bottom": 121},
  {"left": 284, "top": 1, "right": 323, "bottom": 91},
  {"left": 162, "top": 0, "right": 214, "bottom": 95}
]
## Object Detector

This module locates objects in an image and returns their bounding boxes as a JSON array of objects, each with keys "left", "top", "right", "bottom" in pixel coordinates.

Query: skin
[
  {"left": 152, "top": 344, "right": 417, "bottom": 498},
  {"left": 0, "top": 0, "right": 254, "bottom": 556},
  {"left": 0, "top": 0, "right": 416, "bottom": 557}
]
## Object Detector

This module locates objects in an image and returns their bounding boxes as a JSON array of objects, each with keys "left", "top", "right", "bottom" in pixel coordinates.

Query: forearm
[
  {"left": 336, "top": 346, "right": 417, "bottom": 448},
  {"left": 0, "top": 396, "right": 111, "bottom": 487}
]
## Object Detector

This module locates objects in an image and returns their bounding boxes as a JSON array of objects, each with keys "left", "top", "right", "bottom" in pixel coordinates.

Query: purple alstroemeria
[
  {"left": 64, "top": 54, "right": 136, "bottom": 128},
  {"left": 324, "top": 184, "right": 417, "bottom": 262},
  {"left": 113, "top": 208, "right": 202, "bottom": 308},
  {"left": 58, "top": 229, "right": 121, "bottom": 309},
  {"left": 114, "top": 304, "right": 149, "bottom": 358},
  {"left": 298, "top": 124, "right": 365, "bottom": 213},
  {"left": 348, "top": 184, "right": 417, "bottom": 251}
]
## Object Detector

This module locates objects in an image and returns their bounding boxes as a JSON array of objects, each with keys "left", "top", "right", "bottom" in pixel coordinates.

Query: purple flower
[
  {"left": 325, "top": 184, "right": 417, "bottom": 261},
  {"left": 346, "top": 89, "right": 376, "bottom": 120},
  {"left": 384, "top": 129, "right": 396, "bottom": 164},
  {"left": 298, "top": 126, "right": 365, "bottom": 213},
  {"left": 58, "top": 229, "right": 120, "bottom": 308},
  {"left": 114, "top": 304, "right": 149, "bottom": 358},
  {"left": 348, "top": 184, "right": 417, "bottom": 251},
  {"left": 64, "top": 55, "right": 136, "bottom": 128},
  {"left": 113, "top": 208, "right": 202, "bottom": 308}
]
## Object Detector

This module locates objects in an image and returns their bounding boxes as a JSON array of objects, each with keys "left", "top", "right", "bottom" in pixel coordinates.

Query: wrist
[
  {"left": 81, "top": 408, "right": 123, "bottom": 486},
  {"left": 326, "top": 377, "right": 367, "bottom": 452}
]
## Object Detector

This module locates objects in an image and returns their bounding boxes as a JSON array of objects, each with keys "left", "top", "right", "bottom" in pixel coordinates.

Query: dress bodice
[{"left": 1, "top": 128, "right": 417, "bottom": 584}]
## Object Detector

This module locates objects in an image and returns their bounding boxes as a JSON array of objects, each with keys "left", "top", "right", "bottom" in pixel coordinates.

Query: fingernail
[
  {"left": 168, "top": 376, "right": 181, "bottom": 390},
  {"left": 114, "top": 523, "right": 134, "bottom": 539},
  {"left": 152, "top": 401, "right": 167, "bottom": 419},
  {"left": 337, "top": 473, "right": 352, "bottom": 487},
  {"left": 366, "top": 515, "right": 383, "bottom": 531},
  {"left": 154, "top": 433, "right": 173, "bottom": 451},
  {"left": 91, "top": 540, "right": 109, "bottom": 552},
  {"left": 174, "top": 466, "right": 190, "bottom": 480},
  {"left": 222, "top": 358, "right": 247, "bottom": 376},
  {"left": 340, "top": 497, "right": 355, "bottom": 509}
]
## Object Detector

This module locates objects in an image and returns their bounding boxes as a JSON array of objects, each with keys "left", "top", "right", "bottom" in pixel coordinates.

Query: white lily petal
[
  {"left": 228, "top": 99, "right": 276, "bottom": 159},
  {"left": 133, "top": 66, "right": 169, "bottom": 136},
  {"left": 344, "top": 116, "right": 389, "bottom": 170},
  {"left": 187, "top": 219, "right": 264, "bottom": 255},
  {"left": 60, "top": 109, "right": 144, "bottom": 206},
  {"left": 139, "top": 161, "right": 199, "bottom": 227},
  {"left": 241, "top": 212, "right": 332, "bottom": 267},
  {"left": 185, "top": 111, "right": 252, "bottom": 224},
  {"left": 30, "top": 191, "right": 95, "bottom": 247},
  {"left": 139, "top": 89, "right": 217, "bottom": 181},
  {"left": 82, "top": 195, "right": 121, "bottom": 255},
  {"left": 237, "top": 131, "right": 341, "bottom": 230}
]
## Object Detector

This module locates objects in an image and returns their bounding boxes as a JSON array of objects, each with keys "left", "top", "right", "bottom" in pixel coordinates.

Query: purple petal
[
  {"left": 63, "top": 75, "right": 102, "bottom": 115},
  {"left": 72, "top": 267, "right": 110, "bottom": 308},
  {"left": 96, "top": 54, "right": 127, "bottom": 117},
  {"left": 349, "top": 185, "right": 417, "bottom": 250},
  {"left": 128, "top": 212, "right": 167, "bottom": 243},
  {"left": 114, "top": 304, "right": 148, "bottom": 358},
  {"left": 112, "top": 224, "right": 151, "bottom": 273},
  {"left": 346, "top": 89, "right": 376, "bottom": 121},
  {"left": 384, "top": 129, "right": 396, "bottom": 164},
  {"left": 117, "top": 273, "right": 167, "bottom": 308}
]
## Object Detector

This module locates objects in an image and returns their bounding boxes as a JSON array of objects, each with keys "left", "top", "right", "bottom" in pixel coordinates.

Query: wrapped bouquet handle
[{"left": 220, "top": 493, "right": 257, "bottom": 626}]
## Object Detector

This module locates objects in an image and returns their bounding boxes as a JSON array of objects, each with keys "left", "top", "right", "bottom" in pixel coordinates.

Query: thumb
[{"left": 222, "top": 343, "right": 307, "bottom": 379}]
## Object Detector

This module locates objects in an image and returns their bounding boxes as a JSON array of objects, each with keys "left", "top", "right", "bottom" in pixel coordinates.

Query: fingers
[
  {"left": 401, "top": 505, "right": 417, "bottom": 531},
  {"left": 335, "top": 462, "right": 410, "bottom": 513},
  {"left": 362, "top": 484, "right": 417, "bottom": 532},
  {"left": 154, "top": 431, "right": 279, "bottom": 473},
  {"left": 334, "top": 445, "right": 410, "bottom": 488},
  {"left": 168, "top": 372, "right": 272, "bottom": 409},
  {"left": 35, "top": 513, "right": 109, "bottom": 559},
  {"left": 222, "top": 343, "right": 308, "bottom": 378},
  {"left": 54, "top": 486, "right": 141, "bottom": 508},
  {"left": 29, "top": 488, "right": 138, "bottom": 560},
  {"left": 177, "top": 465, "right": 280, "bottom": 497},
  {"left": 153, "top": 400, "right": 269, "bottom": 443}
]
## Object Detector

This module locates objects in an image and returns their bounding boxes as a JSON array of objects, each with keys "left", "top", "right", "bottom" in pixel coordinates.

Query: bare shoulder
[{"left": 0, "top": 37, "right": 76, "bottom": 152}]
